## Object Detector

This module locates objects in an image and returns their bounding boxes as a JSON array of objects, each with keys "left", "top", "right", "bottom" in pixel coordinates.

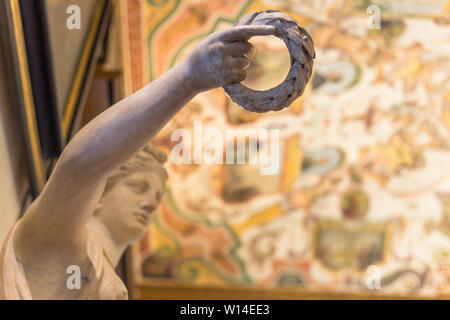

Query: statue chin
[{"left": 92, "top": 214, "right": 149, "bottom": 246}]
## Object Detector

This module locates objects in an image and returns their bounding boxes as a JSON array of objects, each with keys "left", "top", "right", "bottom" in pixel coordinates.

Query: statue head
[{"left": 93, "top": 145, "right": 168, "bottom": 244}]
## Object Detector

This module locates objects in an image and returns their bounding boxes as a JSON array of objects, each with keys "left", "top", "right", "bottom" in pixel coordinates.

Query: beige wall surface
[{"left": 0, "top": 40, "right": 29, "bottom": 247}]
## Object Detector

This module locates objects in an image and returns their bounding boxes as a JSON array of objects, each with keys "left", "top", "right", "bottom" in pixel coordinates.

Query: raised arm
[{"left": 14, "top": 26, "right": 276, "bottom": 256}]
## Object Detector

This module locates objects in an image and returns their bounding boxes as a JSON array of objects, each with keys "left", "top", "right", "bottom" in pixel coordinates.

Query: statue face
[{"left": 97, "top": 168, "right": 167, "bottom": 244}]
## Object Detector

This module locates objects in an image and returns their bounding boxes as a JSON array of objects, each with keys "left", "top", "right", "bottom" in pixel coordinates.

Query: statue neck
[{"left": 87, "top": 217, "right": 127, "bottom": 267}]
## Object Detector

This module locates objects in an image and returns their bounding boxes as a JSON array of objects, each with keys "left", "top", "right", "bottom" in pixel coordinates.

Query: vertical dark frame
[
  {"left": 0, "top": 0, "right": 113, "bottom": 198},
  {"left": 0, "top": 0, "right": 46, "bottom": 196},
  {"left": 20, "top": 0, "right": 63, "bottom": 161}
]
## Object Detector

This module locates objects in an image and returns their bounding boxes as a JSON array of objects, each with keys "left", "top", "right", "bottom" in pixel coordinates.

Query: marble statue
[
  {"left": 0, "top": 19, "right": 314, "bottom": 299},
  {"left": 0, "top": 23, "right": 277, "bottom": 300}
]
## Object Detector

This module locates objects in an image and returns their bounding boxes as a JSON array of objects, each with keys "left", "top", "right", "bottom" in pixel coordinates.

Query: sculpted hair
[{"left": 102, "top": 145, "right": 168, "bottom": 196}]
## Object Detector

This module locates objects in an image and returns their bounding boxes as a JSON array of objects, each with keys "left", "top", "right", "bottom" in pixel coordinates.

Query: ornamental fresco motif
[{"left": 128, "top": 0, "right": 450, "bottom": 297}]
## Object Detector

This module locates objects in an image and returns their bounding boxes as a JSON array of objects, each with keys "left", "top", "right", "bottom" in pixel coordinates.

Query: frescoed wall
[{"left": 126, "top": 0, "right": 450, "bottom": 298}]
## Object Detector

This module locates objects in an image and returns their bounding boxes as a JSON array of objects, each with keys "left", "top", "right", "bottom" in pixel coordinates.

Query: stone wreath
[{"left": 223, "top": 10, "right": 316, "bottom": 113}]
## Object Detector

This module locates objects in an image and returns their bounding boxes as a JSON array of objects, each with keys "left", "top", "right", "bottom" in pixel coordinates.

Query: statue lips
[{"left": 134, "top": 205, "right": 156, "bottom": 224}]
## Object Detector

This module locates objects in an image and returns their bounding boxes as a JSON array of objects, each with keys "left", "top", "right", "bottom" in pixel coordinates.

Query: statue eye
[{"left": 126, "top": 180, "right": 150, "bottom": 194}]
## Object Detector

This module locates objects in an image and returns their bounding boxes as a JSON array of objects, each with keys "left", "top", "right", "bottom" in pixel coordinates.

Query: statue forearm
[
  {"left": 58, "top": 59, "right": 198, "bottom": 181},
  {"left": 56, "top": 24, "right": 277, "bottom": 187}
]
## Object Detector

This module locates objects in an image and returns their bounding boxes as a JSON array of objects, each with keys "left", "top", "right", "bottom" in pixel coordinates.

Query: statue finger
[
  {"left": 227, "top": 69, "right": 247, "bottom": 83},
  {"left": 221, "top": 25, "right": 276, "bottom": 41},
  {"left": 226, "top": 41, "right": 252, "bottom": 56},
  {"left": 231, "top": 56, "right": 250, "bottom": 69}
]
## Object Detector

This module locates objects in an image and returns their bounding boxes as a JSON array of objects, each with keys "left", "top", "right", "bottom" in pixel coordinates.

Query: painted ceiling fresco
[{"left": 128, "top": 0, "right": 450, "bottom": 297}]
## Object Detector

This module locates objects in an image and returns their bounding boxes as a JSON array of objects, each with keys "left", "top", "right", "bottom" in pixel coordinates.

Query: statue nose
[{"left": 139, "top": 203, "right": 155, "bottom": 213}]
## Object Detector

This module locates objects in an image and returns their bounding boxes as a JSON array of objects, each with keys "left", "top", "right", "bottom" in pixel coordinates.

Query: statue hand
[{"left": 184, "top": 25, "right": 277, "bottom": 92}]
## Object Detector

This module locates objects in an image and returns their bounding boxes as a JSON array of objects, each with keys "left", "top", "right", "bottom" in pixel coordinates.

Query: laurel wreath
[{"left": 223, "top": 10, "right": 316, "bottom": 113}]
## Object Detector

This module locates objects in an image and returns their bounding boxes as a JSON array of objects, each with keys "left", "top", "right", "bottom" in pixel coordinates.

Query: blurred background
[{"left": 0, "top": 0, "right": 449, "bottom": 299}]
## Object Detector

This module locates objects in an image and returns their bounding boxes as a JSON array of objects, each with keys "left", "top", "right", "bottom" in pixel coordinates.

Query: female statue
[{"left": 0, "top": 25, "right": 278, "bottom": 299}]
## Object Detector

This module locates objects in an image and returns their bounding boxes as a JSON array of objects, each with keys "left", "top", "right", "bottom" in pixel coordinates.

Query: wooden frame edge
[{"left": 0, "top": 0, "right": 46, "bottom": 196}]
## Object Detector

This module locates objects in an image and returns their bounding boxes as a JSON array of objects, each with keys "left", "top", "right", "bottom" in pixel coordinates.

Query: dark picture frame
[{"left": 0, "top": 0, "right": 113, "bottom": 197}]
